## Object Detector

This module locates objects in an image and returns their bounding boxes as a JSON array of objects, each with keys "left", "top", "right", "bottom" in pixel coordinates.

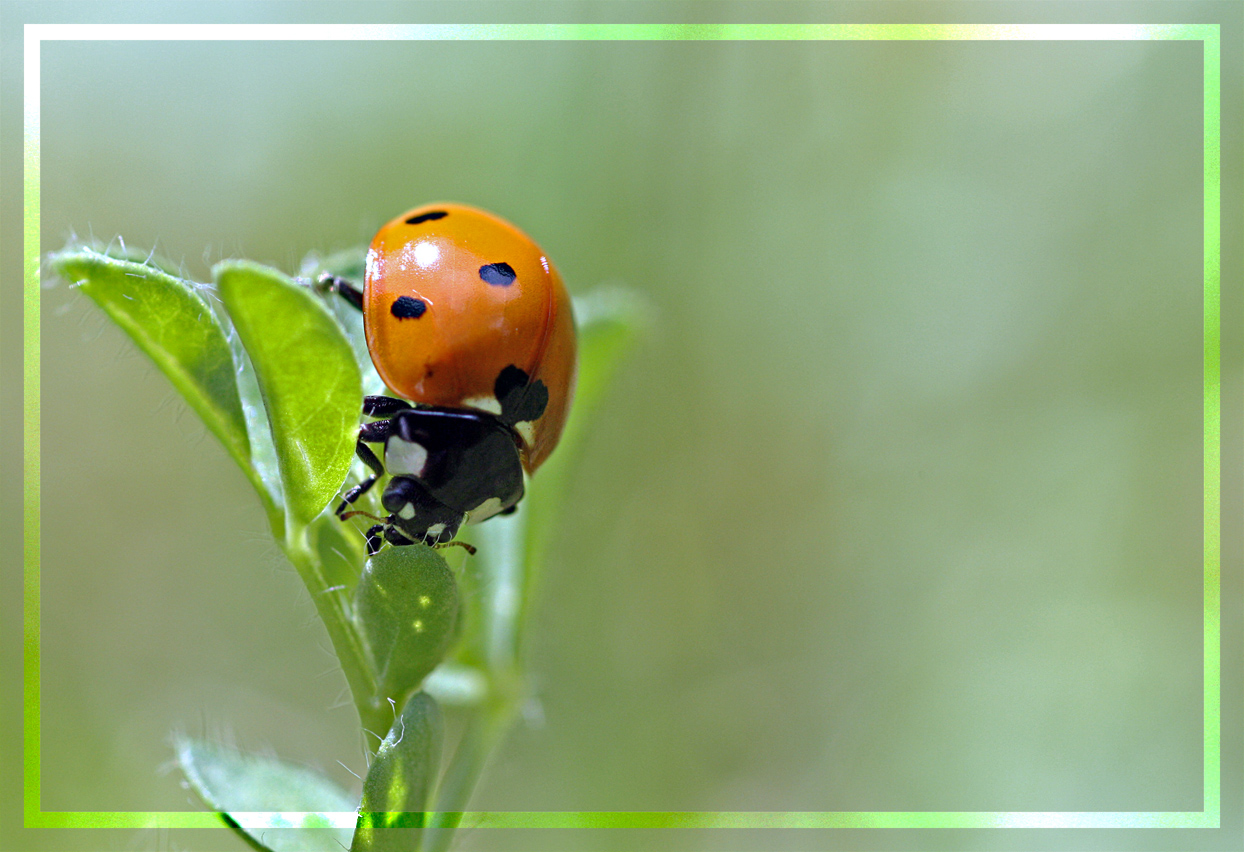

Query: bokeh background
[{"left": 4, "top": 2, "right": 1241, "bottom": 851}]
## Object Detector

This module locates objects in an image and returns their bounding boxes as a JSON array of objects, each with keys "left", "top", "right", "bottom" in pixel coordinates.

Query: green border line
[
  {"left": 1199, "top": 24, "right": 1223, "bottom": 827},
  {"left": 22, "top": 22, "right": 43, "bottom": 832},
  {"left": 22, "top": 21, "right": 1223, "bottom": 832}
]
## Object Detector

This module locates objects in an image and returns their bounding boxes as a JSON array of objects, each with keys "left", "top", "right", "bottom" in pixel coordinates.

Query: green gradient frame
[{"left": 22, "top": 22, "right": 1223, "bottom": 834}]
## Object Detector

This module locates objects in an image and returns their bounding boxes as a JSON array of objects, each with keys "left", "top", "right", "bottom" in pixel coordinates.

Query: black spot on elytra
[
  {"left": 495, "top": 364, "right": 549, "bottom": 426},
  {"left": 405, "top": 210, "right": 448, "bottom": 225},
  {"left": 495, "top": 365, "right": 529, "bottom": 406},
  {"left": 391, "top": 296, "right": 427, "bottom": 319},
  {"left": 479, "top": 262, "right": 516, "bottom": 287}
]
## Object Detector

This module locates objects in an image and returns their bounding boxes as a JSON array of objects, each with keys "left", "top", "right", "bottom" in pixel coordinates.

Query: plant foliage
[{"left": 49, "top": 243, "right": 645, "bottom": 852}]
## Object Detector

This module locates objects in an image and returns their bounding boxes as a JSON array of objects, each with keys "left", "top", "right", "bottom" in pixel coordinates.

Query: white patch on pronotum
[
  {"left": 425, "top": 523, "right": 447, "bottom": 539},
  {"left": 466, "top": 497, "right": 504, "bottom": 525},
  {"left": 386, "top": 438, "right": 428, "bottom": 476},
  {"left": 462, "top": 395, "right": 502, "bottom": 416},
  {"left": 398, "top": 503, "right": 416, "bottom": 520},
  {"left": 514, "top": 420, "right": 535, "bottom": 447}
]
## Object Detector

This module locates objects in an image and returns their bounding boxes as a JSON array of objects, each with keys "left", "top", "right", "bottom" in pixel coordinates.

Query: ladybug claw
[{"left": 364, "top": 524, "right": 385, "bottom": 555}]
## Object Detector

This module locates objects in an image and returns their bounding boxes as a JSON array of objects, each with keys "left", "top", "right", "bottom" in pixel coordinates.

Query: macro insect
[{"left": 320, "top": 203, "right": 576, "bottom": 553}]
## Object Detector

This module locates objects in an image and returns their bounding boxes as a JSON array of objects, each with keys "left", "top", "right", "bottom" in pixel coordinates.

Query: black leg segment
[
  {"left": 335, "top": 438, "right": 387, "bottom": 516},
  {"left": 363, "top": 395, "right": 413, "bottom": 417},
  {"left": 365, "top": 524, "right": 386, "bottom": 556},
  {"left": 317, "top": 273, "right": 364, "bottom": 312},
  {"left": 358, "top": 418, "right": 393, "bottom": 443}
]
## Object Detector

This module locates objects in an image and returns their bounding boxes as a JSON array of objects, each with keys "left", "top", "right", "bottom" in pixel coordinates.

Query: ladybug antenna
[
  {"left": 340, "top": 509, "right": 385, "bottom": 523},
  {"left": 435, "top": 540, "right": 478, "bottom": 556}
]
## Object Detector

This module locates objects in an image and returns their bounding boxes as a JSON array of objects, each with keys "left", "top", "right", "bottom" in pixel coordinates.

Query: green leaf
[
  {"left": 422, "top": 662, "right": 489, "bottom": 707},
  {"left": 298, "top": 247, "right": 389, "bottom": 396},
  {"left": 74, "top": 240, "right": 186, "bottom": 277},
  {"left": 523, "top": 286, "right": 650, "bottom": 575},
  {"left": 215, "top": 260, "right": 362, "bottom": 530},
  {"left": 563, "top": 286, "right": 651, "bottom": 464},
  {"left": 49, "top": 249, "right": 275, "bottom": 519},
  {"left": 175, "top": 737, "right": 356, "bottom": 852},
  {"left": 352, "top": 693, "right": 443, "bottom": 852},
  {"left": 459, "top": 286, "right": 650, "bottom": 673},
  {"left": 308, "top": 509, "right": 367, "bottom": 593},
  {"left": 305, "top": 246, "right": 367, "bottom": 283},
  {"left": 354, "top": 545, "right": 460, "bottom": 707}
]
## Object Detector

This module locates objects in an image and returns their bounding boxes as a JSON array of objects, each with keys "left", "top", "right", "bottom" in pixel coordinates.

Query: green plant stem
[
  {"left": 420, "top": 507, "right": 531, "bottom": 852},
  {"left": 423, "top": 693, "right": 519, "bottom": 852},
  {"left": 479, "top": 512, "right": 527, "bottom": 672},
  {"left": 284, "top": 526, "right": 389, "bottom": 741}
]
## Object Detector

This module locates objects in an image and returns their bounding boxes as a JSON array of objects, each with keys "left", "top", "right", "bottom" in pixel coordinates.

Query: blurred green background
[{"left": 6, "top": 2, "right": 1239, "bottom": 851}]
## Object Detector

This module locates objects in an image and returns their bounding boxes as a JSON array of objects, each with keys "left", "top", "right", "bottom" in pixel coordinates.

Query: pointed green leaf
[
  {"left": 352, "top": 692, "right": 443, "bottom": 852},
  {"left": 354, "top": 545, "right": 460, "bottom": 705},
  {"left": 309, "top": 509, "right": 366, "bottom": 593},
  {"left": 300, "top": 249, "right": 369, "bottom": 361},
  {"left": 563, "top": 287, "right": 651, "bottom": 466},
  {"left": 523, "top": 286, "right": 650, "bottom": 570},
  {"left": 232, "top": 338, "right": 286, "bottom": 522},
  {"left": 175, "top": 737, "right": 355, "bottom": 852},
  {"left": 422, "top": 662, "right": 489, "bottom": 707},
  {"left": 215, "top": 260, "right": 362, "bottom": 529},
  {"left": 74, "top": 240, "right": 186, "bottom": 276},
  {"left": 49, "top": 249, "right": 274, "bottom": 516},
  {"left": 460, "top": 287, "right": 650, "bottom": 673}
]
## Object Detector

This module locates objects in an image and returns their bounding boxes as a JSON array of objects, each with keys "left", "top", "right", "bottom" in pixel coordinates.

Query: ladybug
[{"left": 321, "top": 203, "right": 576, "bottom": 553}]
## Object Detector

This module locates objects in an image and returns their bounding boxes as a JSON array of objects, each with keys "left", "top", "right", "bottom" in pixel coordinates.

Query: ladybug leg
[
  {"left": 335, "top": 429, "right": 389, "bottom": 516},
  {"left": 338, "top": 400, "right": 411, "bottom": 513},
  {"left": 363, "top": 522, "right": 416, "bottom": 556},
  {"left": 364, "top": 524, "right": 386, "bottom": 556},
  {"left": 316, "top": 273, "right": 363, "bottom": 312},
  {"left": 361, "top": 524, "right": 414, "bottom": 555},
  {"left": 363, "top": 395, "right": 412, "bottom": 417}
]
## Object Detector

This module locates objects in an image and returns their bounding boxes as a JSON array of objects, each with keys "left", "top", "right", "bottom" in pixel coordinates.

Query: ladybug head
[{"left": 381, "top": 475, "right": 463, "bottom": 545}]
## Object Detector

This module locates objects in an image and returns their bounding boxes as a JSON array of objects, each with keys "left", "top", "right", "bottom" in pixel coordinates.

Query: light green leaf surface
[
  {"left": 308, "top": 509, "right": 366, "bottom": 593},
  {"left": 49, "top": 249, "right": 270, "bottom": 515},
  {"left": 215, "top": 260, "right": 362, "bottom": 529},
  {"left": 422, "top": 662, "right": 489, "bottom": 707},
  {"left": 72, "top": 240, "right": 186, "bottom": 277},
  {"left": 299, "top": 247, "right": 388, "bottom": 396},
  {"left": 354, "top": 545, "right": 460, "bottom": 707},
  {"left": 454, "top": 286, "right": 650, "bottom": 684},
  {"left": 175, "top": 737, "right": 356, "bottom": 852},
  {"left": 522, "top": 286, "right": 650, "bottom": 584},
  {"left": 352, "top": 692, "right": 444, "bottom": 852},
  {"left": 565, "top": 287, "right": 652, "bottom": 457}
]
